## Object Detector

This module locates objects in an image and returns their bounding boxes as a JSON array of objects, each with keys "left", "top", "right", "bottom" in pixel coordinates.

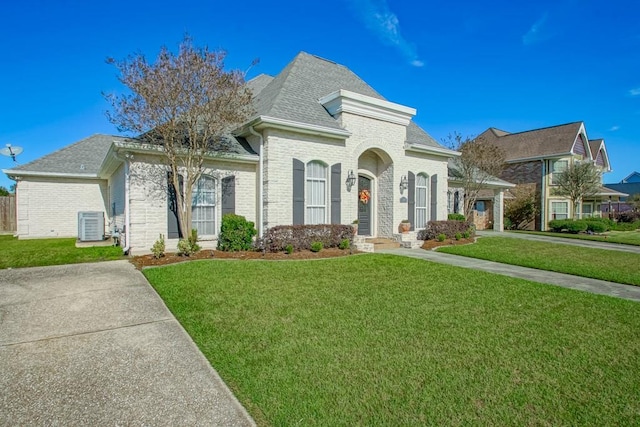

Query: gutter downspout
[
  {"left": 540, "top": 159, "right": 546, "bottom": 230},
  {"left": 248, "top": 126, "right": 264, "bottom": 236},
  {"left": 115, "top": 151, "right": 133, "bottom": 255}
]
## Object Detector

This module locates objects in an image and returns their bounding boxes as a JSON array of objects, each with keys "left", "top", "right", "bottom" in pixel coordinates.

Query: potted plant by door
[{"left": 399, "top": 219, "right": 411, "bottom": 233}]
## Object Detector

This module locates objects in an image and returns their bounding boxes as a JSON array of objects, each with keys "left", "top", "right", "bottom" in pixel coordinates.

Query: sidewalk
[
  {"left": 0, "top": 261, "right": 255, "bottom": 426},
  {"left": 377, "top": 247, "right": 640, "bottom": 302}
]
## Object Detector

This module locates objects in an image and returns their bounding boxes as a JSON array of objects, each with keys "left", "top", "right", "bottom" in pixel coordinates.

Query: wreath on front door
[{"left": 359, "top": 189, "right": 371, "bottom": 204}]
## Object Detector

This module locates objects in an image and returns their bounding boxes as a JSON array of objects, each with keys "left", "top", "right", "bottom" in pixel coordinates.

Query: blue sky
[{"left": 1, "top": 0, "right": 639, "bottom": 189}]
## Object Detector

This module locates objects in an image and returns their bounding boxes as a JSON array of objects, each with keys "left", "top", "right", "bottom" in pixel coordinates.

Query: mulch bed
[
  {"left": 130, "top": 247, "right": 358, "bottom": 269},
  {"left": 129, "top": 237, "right": 478, "bottom": 269}
]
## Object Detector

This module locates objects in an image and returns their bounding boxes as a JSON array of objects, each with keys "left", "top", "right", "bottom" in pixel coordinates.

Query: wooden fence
[{"left": 0, "top": 195, "right": 16, "bottom": 232}]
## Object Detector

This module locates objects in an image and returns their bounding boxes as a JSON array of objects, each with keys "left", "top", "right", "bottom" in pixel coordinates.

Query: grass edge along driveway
[
  {"left": 145, "top": 255, "right": 640, "bottom": 426},
  {"left": 438, "top": 236, "right": 640, "bottom": 286}
]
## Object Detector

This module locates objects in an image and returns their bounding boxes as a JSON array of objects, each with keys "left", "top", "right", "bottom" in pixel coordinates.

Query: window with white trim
[
  {"left": 306, "top": 161, "right": 327, "bottom": 224},
  {"left": 415, "top": 173, "right": 429, "bottom": 229},
  {"left": 551, "top": 160, "right": 568, "bottom": 185},
  {"left": 192, "top": 175, "right": 216, "bottom": 236},
  {"left": 551, "top": 201, "right": 569, "bottom": 220}
]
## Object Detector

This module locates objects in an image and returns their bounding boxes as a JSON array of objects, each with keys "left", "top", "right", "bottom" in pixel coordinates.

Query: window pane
[
  {"left": 306, "top": 161, "right": 327, "bottom": 224},
  {"left": 192, "top": 176, "right": 216, "bottom": 235},
  {"left": 415, "top": 174, "right": 429, "bottom": 229}
]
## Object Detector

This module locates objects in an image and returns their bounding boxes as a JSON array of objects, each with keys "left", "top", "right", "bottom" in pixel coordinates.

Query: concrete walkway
[
  {"left": 0, "top": 261, "right": 255, "bottom": 426},
  {"left": 378, "top": 243, "right": 640, "bottom": 302}
]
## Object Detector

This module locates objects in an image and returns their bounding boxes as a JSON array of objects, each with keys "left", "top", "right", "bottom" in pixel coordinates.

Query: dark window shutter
[
  {"left": 331, "top": 163, "right": 341, "bottom": 224},
  {"left": 407, "top": 171, "right": 415, "bottom": 231},
  {"left": 293, "top": 159, "right": 305, "bottom": 225},
  {"left": 221, "top": 176, "right": 235, "bottom": 217},
  {"left": 430, "top": 174, "right": 438, "bottom": 221},
  {"left": 167, "top": 172, "right": 184, "bottom": 239}
]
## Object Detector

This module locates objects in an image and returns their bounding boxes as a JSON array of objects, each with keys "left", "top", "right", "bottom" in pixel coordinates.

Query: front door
[{"left": 358, "top": 175, "right": 372, "bottom": 235}]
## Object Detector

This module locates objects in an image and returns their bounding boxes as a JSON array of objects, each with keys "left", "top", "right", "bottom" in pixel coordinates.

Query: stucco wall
[{"left": 15, "top": 177, "right": 108, "bottom": 239}]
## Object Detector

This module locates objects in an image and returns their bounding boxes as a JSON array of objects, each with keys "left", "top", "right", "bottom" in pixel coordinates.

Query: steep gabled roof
[
  {"left": 247, "top": 74, "right": 274, "bottom": 97},
  {"left": 588, "top": 138, "right": 611, "bottom": 171},
  {"left": 621, "top": 171, "right": 640, "bottom": 183},
  {"left": 5, "top": 134, "right": 127, "bottom": 177},
  {"left": 251, "top": 51, "right": 442, "bottom": 148},
  {"left": 478, "top": 122, "right": 586, "bottom": 162}
]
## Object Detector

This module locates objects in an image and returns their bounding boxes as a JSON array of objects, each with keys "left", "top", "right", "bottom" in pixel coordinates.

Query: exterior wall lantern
[
  {"left": 399, "top": 175, "right": 408, "bottom": 193},
  {"left": 346, "top": 170, "right": 357, "bottom": 191}
]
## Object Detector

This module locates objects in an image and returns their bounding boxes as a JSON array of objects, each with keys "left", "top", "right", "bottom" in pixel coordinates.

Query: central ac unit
[{"left": 78, "top": 211, "right": 104, "bottom": 241}]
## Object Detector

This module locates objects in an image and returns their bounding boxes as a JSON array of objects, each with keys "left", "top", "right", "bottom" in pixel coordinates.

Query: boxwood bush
[{"left": 217, "top": 214, "right": 257, "bottom": 251}]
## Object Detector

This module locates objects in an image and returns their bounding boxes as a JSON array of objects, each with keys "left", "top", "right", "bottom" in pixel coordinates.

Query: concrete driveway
[{"left": 0, "top": 260, "right": 254, "bottom": 426}]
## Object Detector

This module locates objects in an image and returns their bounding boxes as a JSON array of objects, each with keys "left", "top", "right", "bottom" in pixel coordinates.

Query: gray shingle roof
[
  {"left": 478, "top": 122, "right": 583, "bottom": 161},
  {"left": 8, "top": 134, "right": 127, "bottom": 176},
  {"left": 247, "top": 74, "right": 274, "bottom": 97},
  {"left": 252, "top": 52, "right": 442, "bottom": 148}
]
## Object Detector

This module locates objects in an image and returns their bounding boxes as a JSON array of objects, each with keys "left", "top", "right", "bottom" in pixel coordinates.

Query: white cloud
[
  {"left": 630, "top": 88, "right": 640, "bottom": 96},
  {"left": 523, "top": 13, "right": 552, "bottom": 45},
  {"left": 609, "top": 125, "right": 620, "bottom": 131},
  {"left": 346, "top": 0, "right": 424, "bottom": 67}
]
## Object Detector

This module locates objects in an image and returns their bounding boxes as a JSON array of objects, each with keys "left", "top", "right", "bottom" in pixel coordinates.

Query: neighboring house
[
  {"left": 478, "top": 122, "right": 626, "bottom": 230},
  {"left": 4, "top": 52, "right": 512, "bottom": 254},
  {"left": 447, "top": 159, "right": 515, "bottom": 230},
  {"left": 605, "top": 172, "right": 640, "bottom": 212}
]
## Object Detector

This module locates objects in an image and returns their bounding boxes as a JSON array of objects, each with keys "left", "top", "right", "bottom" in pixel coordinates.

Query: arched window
[
  {"left": 192, "top": 175, "right": 216, "bottom": 236},
  {"left": 306, "top": 161, "right": 327, "bottom": 224},
  {"left": 415, "top": 173, "right": 429, "bottom": 229}
]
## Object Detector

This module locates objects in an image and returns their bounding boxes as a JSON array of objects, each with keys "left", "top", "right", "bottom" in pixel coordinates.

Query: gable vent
[{"left": 78, "top": 211, "right": 104, "bottom": 242}]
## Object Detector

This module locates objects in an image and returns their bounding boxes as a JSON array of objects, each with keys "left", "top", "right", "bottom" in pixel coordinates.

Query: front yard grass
[
  {"left": 0, "top": 235, "right": 123, "bottom": 269},
  {"left": 513, "top": 230, "right": 640, "bottom": 246},
  {"left": 145, "top": 255, "right": 640, "bottom": 426},
  {"left": 438, "top": 236, "right": 640, "bottom": 286}
]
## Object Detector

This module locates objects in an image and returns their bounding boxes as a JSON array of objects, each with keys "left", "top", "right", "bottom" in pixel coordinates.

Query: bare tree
[
  {"left": 445, "top": 133, "right": 506, "bottom": 218},
  {"left": 552, "top": 161, "right": 602, "bottom": 219},
  {"left": 628, "top": 194, "right": 640, "bottom": 212},
  {"left": 105, "top": 36, "right": 255, "bottom": 238}
]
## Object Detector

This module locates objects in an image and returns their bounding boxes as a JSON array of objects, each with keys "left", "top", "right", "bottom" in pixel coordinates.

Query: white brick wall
[
  {"left": 15, "top": 177, "right": 108, "bottom": 239},
  {"left": 126, "top": 154, "right": 258, "bottom": 255},
  {"left": 261, "top": 111, "right": 450, "bottom": 235}
]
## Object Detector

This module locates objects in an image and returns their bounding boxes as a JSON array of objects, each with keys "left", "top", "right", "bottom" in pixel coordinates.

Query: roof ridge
[{"left": 496, "top": 121, "right": 583, "bottom": 138}]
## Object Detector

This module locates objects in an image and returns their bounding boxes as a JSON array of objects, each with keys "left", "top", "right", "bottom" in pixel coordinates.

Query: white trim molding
[{"left": 319, "top": 89, "right": 416, "bottom": 126}]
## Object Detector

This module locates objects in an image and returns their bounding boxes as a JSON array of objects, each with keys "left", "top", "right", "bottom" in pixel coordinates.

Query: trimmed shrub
[
  {"left": 448, "top": 213, "right": 466, "bottom": 221},
  {"left": 285, "top": 244, "right": 294, "bottom": 254},
  {"left": 611, "top": 220, "right": 640, "bottom": 231},
  {"left": 417, "top": 220, "right": 474, "bottom": 241},
  {"left": 150, "top": 234, "right": 165, "bottom": 259},
  {"left": 310, "top": 241, "right": 323, "bottom": 252},
  {"left": 177, "top": 238, "right": 194, "bottom": 256},
  {"left": 584, "top": 217, "right": 614, "bottom": 231},
  {"left": 548, "top": 219, "right": 569, "bottom": 232},
  {"left": 586, "top": 221, "right": 607, "bottom": 233},
  {"left": 218, "top": 214, "right": 257, "bottom": 251},
  {"left": 455, "top": 233, "right": 462, "bottom": 241},
  {"left": 565, "top": 220, "right": 587, "bottom": 234},
  {"left": 437, "top": 233, "right": 446, "bottom": 242},
  {"left": 462, "top": 230, "right": 471, "bottom": 239},
  {"left": 263, "top": 224, "right": 354, "bottom": 253},
  {"left": 339, "top": 239, "right": 350, "bottom": 250}
]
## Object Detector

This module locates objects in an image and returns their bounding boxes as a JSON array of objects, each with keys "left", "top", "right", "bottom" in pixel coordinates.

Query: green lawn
[
  {"left": 438, "top": 236, "right": 640, "bottom": 286},
  {"left": 145, "top": 255, "right": 640, "bottom": 426},
  {"left": 512, "top": 230, "right": 640, "bottom": 246},
  {"left": 0, "top": 235, "right": 124, "bottom": 269}
]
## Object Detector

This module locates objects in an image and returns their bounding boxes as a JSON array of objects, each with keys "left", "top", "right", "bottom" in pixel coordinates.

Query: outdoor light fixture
[
  {"left": 346, "top": 170, "right": 356, "bottom": 190},
  {"left": 399, "top": 175, "right": 408, "bottom": 193}
]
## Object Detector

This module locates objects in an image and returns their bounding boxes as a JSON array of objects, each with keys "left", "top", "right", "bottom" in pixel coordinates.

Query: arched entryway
[{"left": 357, "top": 148, "right": 393, "bottom": 237}]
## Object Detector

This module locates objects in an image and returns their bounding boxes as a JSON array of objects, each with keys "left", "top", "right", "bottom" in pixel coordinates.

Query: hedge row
[
  {"left": 260, "top": 224, "right": 354, "bottom": 253},
  {"left": 417, "top": 220, "right": 474, "bottom": 240},
  {"left": 548, "top": 218, "right": 611, "bottom": 233}
]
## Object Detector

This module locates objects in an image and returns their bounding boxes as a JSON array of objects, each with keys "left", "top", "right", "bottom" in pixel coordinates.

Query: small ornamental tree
[
  {"left": 505, "top": 184, "right": 538, "bottom": 230},
  {"left": 553, "top": 162, "right": 602, "bottom": 219},
  {"left": 105, "top": 36, "right": 255, "bottom": 238},
  {"left": 445, "top": 133, "right": 506, "bottom": 218}
]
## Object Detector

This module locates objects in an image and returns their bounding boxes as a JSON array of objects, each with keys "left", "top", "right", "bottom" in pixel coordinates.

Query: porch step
[{"left": 365, "top": 238, "right": 401, "bottom": 251}]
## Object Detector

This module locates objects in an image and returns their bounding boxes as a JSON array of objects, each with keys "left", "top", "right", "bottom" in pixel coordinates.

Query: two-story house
[{"left": 477, "top": 122, "right": 626, "bottom": 230}]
